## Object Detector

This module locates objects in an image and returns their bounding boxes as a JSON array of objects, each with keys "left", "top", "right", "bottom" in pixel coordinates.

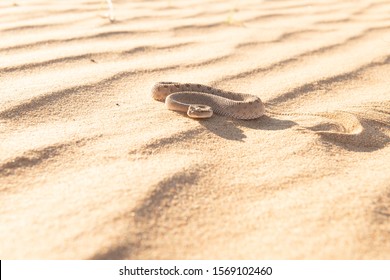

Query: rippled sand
[{"left": 1, "top": 0, "right": 390, "bottom": 259}]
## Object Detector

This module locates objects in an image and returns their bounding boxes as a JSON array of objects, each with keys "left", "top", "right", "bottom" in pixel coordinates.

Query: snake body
[{"left": 152, "top": 82, "right": 265, "bottom": 119}]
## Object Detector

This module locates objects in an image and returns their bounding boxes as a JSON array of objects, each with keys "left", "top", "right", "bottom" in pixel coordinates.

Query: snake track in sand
[{"left": 152, "top": 82, "right": 265, "bottom": 119}]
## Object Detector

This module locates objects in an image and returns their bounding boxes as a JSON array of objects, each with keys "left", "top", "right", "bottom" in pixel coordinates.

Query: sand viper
[{"left": 152, "top": 82, "right": 265, "bottom": 119}]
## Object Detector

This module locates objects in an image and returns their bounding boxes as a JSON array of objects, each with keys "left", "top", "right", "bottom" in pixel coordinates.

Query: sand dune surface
[{"left": 1, "top": 0, "right": 390, "bottom": 259}]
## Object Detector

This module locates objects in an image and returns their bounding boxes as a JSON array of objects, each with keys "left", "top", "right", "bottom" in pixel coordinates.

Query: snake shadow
[{"left": 198, "top": 115, "right": 297, "bottom": 141}]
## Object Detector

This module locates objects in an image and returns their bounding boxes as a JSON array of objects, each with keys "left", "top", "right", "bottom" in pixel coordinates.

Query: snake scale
[{"left": 152, "top": 82, "right": 265, "bottom": 119}]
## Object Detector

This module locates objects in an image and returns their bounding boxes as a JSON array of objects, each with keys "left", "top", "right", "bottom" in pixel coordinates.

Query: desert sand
[{"left": 1, "top": 0, "right": 390, "bottom": 259}]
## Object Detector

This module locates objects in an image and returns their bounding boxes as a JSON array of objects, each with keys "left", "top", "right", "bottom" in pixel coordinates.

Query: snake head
[{"left": 187, "top": 105, "right": 213, "bottom": 119}]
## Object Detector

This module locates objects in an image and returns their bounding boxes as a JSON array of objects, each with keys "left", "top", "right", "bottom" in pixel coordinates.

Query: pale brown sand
[{"left": 1, "top": 0, "right": 390, "bottom": 259}]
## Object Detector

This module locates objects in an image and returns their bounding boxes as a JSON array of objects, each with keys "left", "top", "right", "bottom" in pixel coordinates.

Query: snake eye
[{"left": 194, "top": 105, "right": 209, "bottom": 112}]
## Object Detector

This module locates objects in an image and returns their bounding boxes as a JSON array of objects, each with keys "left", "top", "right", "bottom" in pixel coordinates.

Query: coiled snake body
[{"left": 152, "top": 82, "right": 265, "bottom": 119}]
